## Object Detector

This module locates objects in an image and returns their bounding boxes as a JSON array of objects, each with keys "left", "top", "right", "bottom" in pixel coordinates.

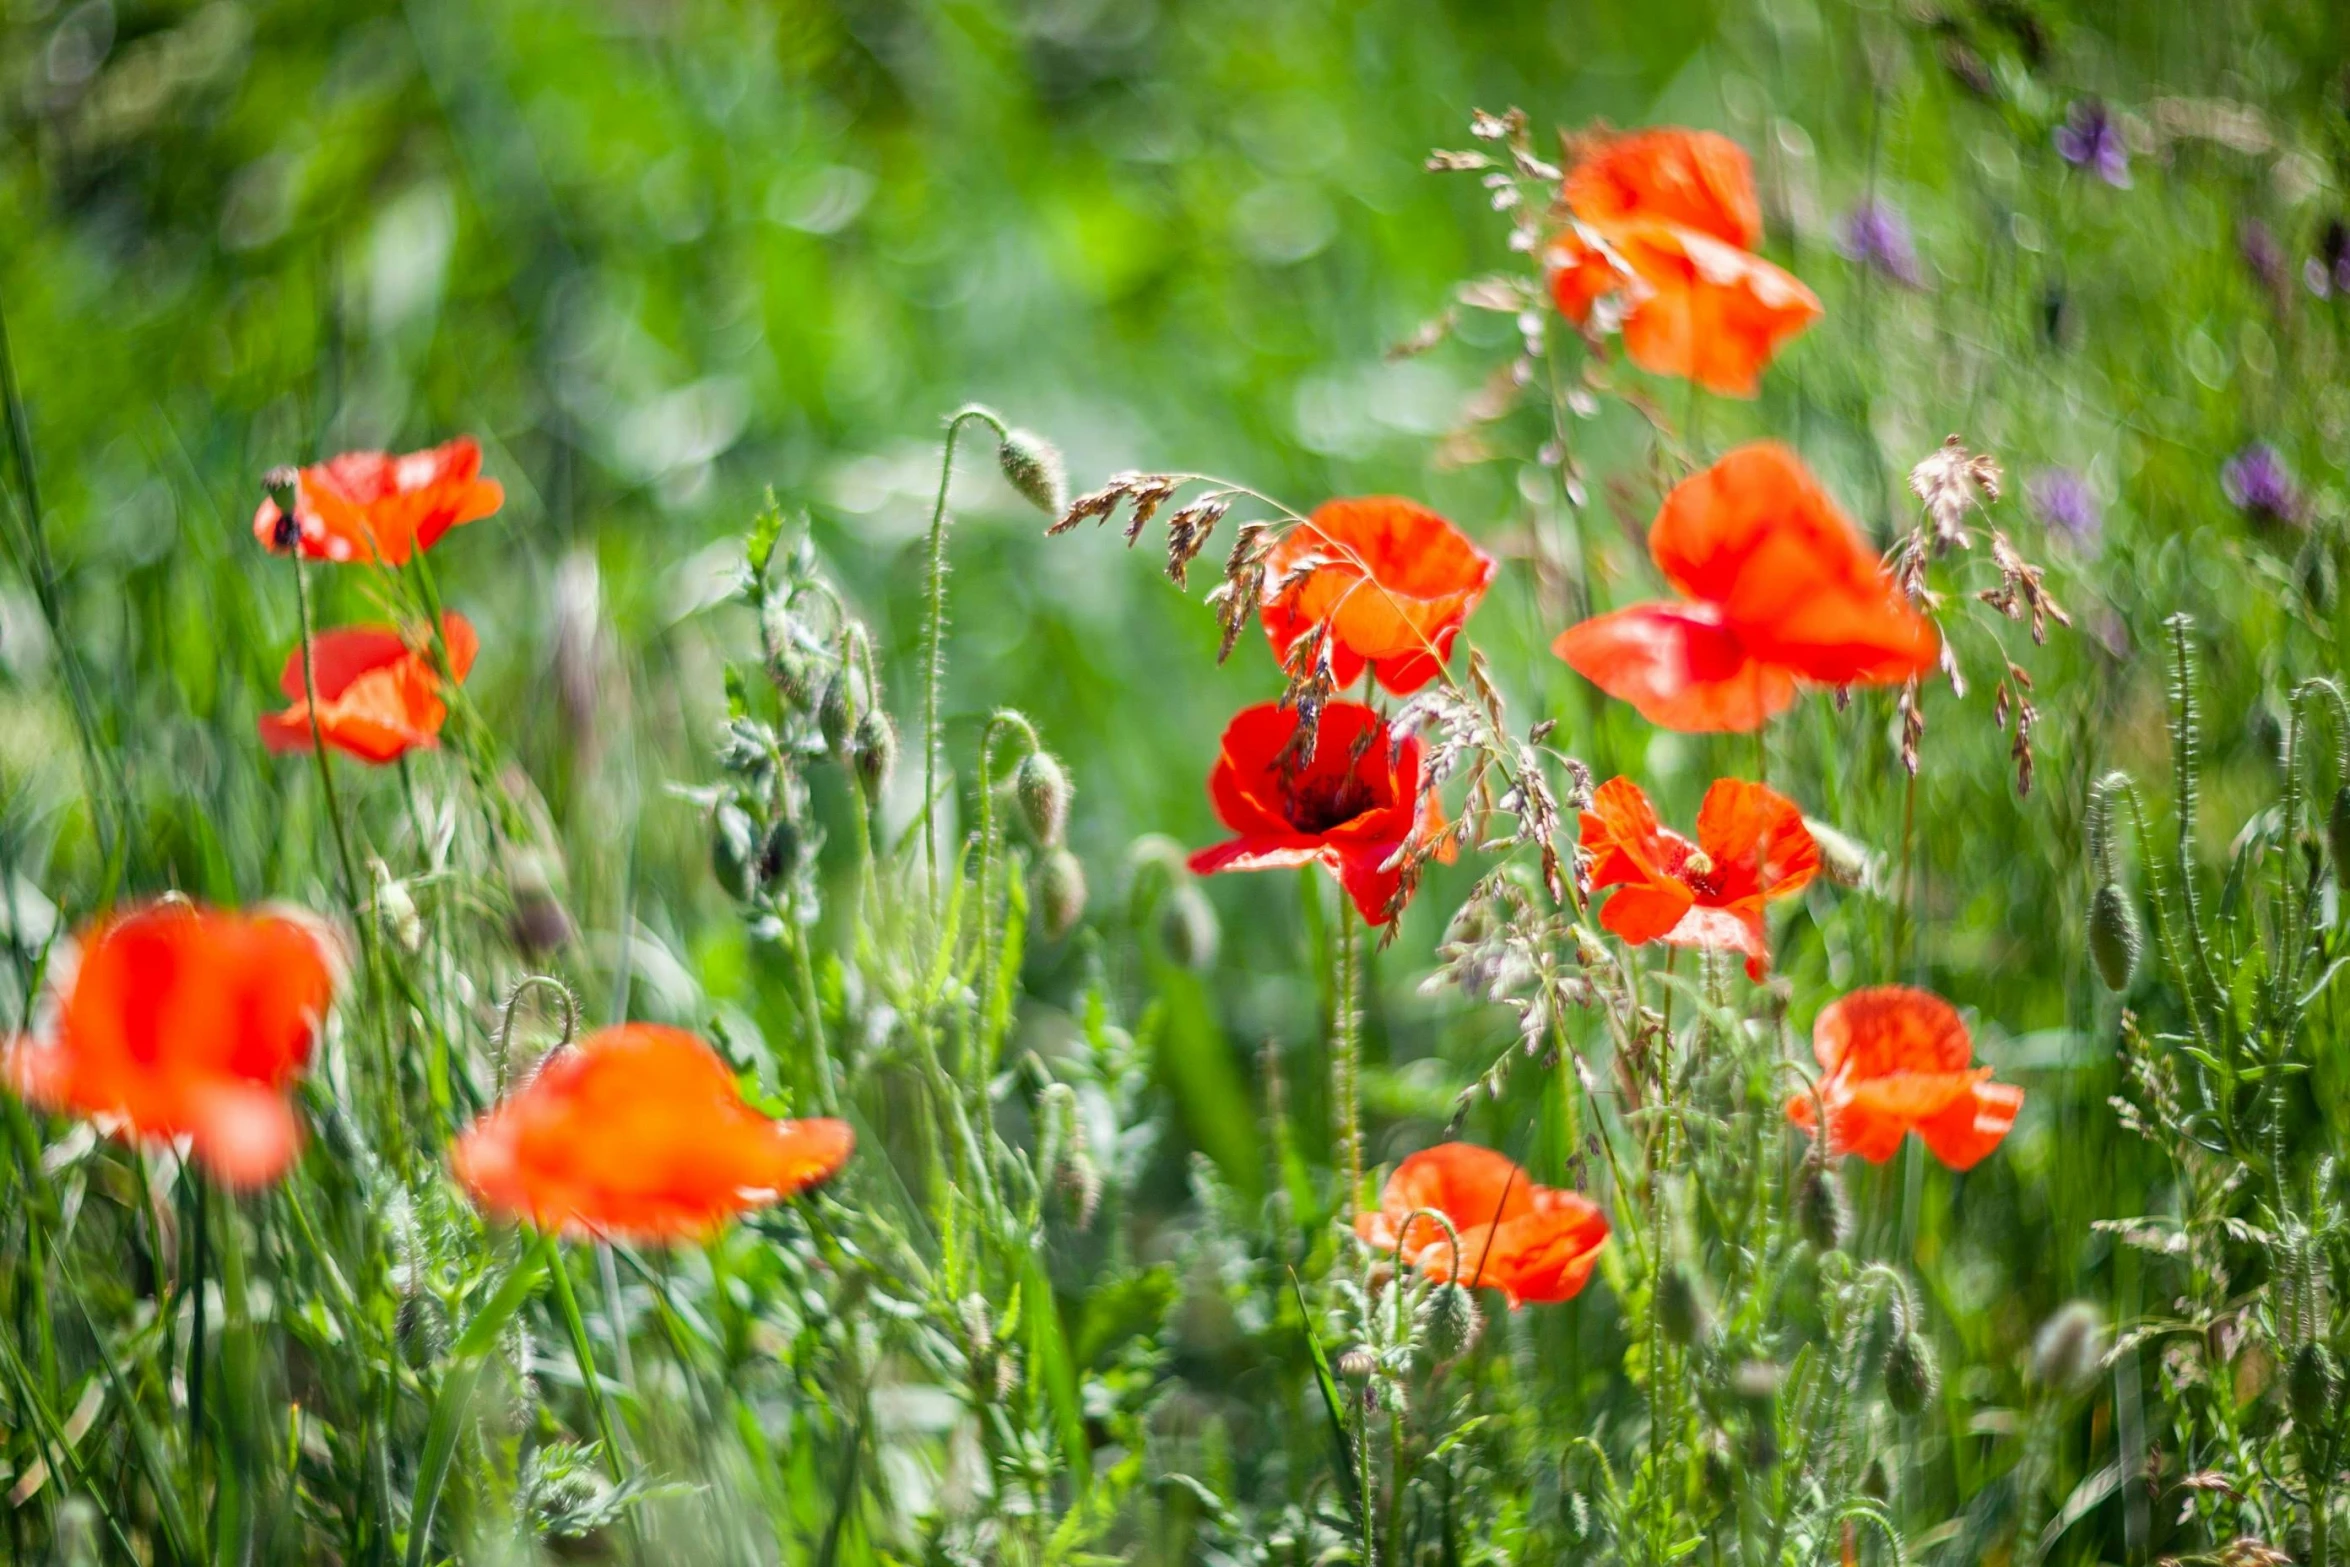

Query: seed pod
[
  {"left": 1883, "top": 1330, "right": 1940, "bottom": 1414},
  {"left": 2329, "top": 786, "right": 2350, "bottom": 889},
  {"left": 1036, "top": 847, "right": 1087, "bottom": 938},
  {"left": 2291, "top": 1341, "right": 2340, "bottom": 1437},
  {"left": 1337, "top": 1345, "right": 1376, "bottom": 1381},
  {"left": 2088, "top": 882, "right": 2143, "bottom": 991},
  {"left": 1159, "top": 882, "right": 1221, "bottom": 970},
  {"left": 1658, "top": 1265, "right": 1709, "bottom": 1346},
  {"left": 1795, "top": 1158, "right": 1852, "bottom": 1254},
  {"left": 2028, "top": 1300, "right": 2107, "bottom": 1396},
  {"left": 998, "top": 428, "right": 1068, "bottom": 518},
  {"left": 852, "top": 710, "right": 897, "bottom": 800},
  {"left": 1014, "top": 750, "right": 1072, "bottom": 846},
  {"left": 1419, "top": 1281, "right": 1484, "bottom": 1361}
]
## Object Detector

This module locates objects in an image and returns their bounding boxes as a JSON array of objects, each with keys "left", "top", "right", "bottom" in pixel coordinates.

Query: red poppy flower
[
  {"left": 1188, "top": 701, "right": 1445, "bottom": 926},
  {"left": 1554, "top": 444, "right": 1937, "bottom": 732},
  {"left": 258, "top": 612, "right": 478, "bottom": 764},
  {"left": 1544, "top": 128, "right": 1821, "bottom": 397},
  {"left": 1580, "top": 775, "right": 1818, "bottom": 978},
  {"left": 252, "top": 438, "right": 504, "bottom": 566},
  {"left": 1355, "top": 1142, "right": 1610, "bottom": 1310},
  {"left": 1786, "top": 987, "right": 2022, "bottom": 1170},
  {"left": 451, "top": 1024, "right": 853, "bottom": 1242},
  {"left": 1259, "top": 498, "right": 1497, "bottom": 695},
  {"left": 4, "top": 903, "right": 336, "bottom": 1188}
]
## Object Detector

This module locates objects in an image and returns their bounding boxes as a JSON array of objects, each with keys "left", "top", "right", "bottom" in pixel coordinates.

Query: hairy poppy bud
[
  {"left": 851, "top": 710, "right": 897, "bottom": 800},
  {"left": 2291, "top": 1341, "right": 2341, "bottom": 1437},
  {"left": 506, "top": 849, "right": 573, "bottom": 956},
  {"left": 1658, "top": 1264, "right": 1709, "bottom": 1346},
  {"left": 997, "top": 428, "right": 1067, "bottom": 518},
  {"left": 818, "top": 673, "right": 857, "bottom": 752},
  {"left": 2028, "top": 1300, "right": 2108, "bottom": 1396},
  {"left": 760, "top": 816, "right": 804, "bottom": 886},
  {"left": 1159, "top": 882, "right": 1221, "bottom": 970},
  {"left": 2088, "top": 882, "right": 2142, "bottom": 991},
  {"left": 1036, "top": 847, "right": 1087, "bottom": 938},
  {"left": 1883, "top": 1329, "right": 1939, "bottom": 1414},
  {"left": 712, "top": 803, "right": 761, "bottom": 900},
  {"left": 1419, "top": 1281, "right": 1483, "bottom": 1361},
  {"left": 2329, "top": 786, "right": 2350, "bottom": 890},
  {"left": 1014, "top": 750, "right": 1072, "bottom": 846},
  {"left": 1795, "top": 1159, "right": 1852, "bottom": 1254},
  {"left": 763, "top": 627, "right": 819, "bottom": 712},
  {"left": 1803, "top": 818, "right": 1878, "bottom": 891}
]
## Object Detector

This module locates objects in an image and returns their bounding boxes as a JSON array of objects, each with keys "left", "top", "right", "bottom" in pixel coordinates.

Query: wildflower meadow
[{"left": 4, "top": 1, "right": 2350, "bottom": 1564}]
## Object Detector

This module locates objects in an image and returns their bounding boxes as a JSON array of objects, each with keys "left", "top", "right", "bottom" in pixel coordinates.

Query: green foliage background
[{"left": 7, "top": 0, "right": 2350, "bottom": 1560}]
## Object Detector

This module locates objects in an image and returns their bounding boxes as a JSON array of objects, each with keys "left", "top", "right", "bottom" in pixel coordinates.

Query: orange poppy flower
[
  {"left": 1786, "top": 987, "right": 2022, "bottom": 1170},
  {"left": 1188, "top": 700, "right": 1445, "bottom": 926},
  {"left": 1544, "top": 128, "right": 1820, "bottom": 397},
  {"left": 451, "top": 1024, "right": 853, "bottom": 1242},
  {"left": 252, "top": 438, "right": 504, "bottom": 566},
  {"left": 1580, "top": 774, "right": 1818, "bottom": 978},
  {"left": 1554, "top": 444, "right": 1937, "bottom": 732},
  {"left": 1259, "top": 498, "right": 1497, "bottom": 695},
  {"left": 258, "top": 612, "right": 478, "bottom": 764},
  {"left": 1355, "top": 1142, "right": 1611, "bottom": 1310},
  {"left": 4, "top": 903, "right": 335, "bottom": 1188}
]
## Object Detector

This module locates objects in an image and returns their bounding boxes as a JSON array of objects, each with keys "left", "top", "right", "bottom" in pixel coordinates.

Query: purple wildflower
[
  {"left": 2220, "top": 443, "right": 2302, "bottom": 526},
  {"left": 2027, "top": 468, "right": 2100, "bottom": 549},
  {"left": 1837, "top": 198, "right": 1925, "bottom": 287},
  {"left": 2055, "top": 100, "right": 2130, "bottom": 189},
  {"left": 2310, "top": 219, "right": 2350, "bottom": 299},
  {"left": 2240, "top": 220, "right": 2286, "bottom": 299}
]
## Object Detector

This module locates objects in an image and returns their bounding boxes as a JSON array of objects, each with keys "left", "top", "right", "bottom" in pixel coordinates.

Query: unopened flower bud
[
  {"left": 505, "top": 849, "right": 572, "bottom": 956},
  {"left": 1159, "top": 882, "right": 1221, "bottom": 970},
  {"left": 1337, "top": 1346, "right": 1376, "bottom": 1381},
  {"left": 1014, "top": 749, "right": 1072, "bottom": 846},
  {"left": 997, "top": 428, "right": 1067, "bottom": 518},
  {"left": 1658, "top": 1264, "right": 1710, "bottom": 1346},
  {"left": 818, "top": 673, "right": 856, "bottom": 751},
  {"left": 2329, "top": 786, "right": 2350, "bottom": 890},
  {"left": 760, "top": 816, "right": 804, "bottom": 885},
  {"left": 372, "top": 861, "right": 423, "bottom": 954},
  {"left": 1419, "top": 1281, "right": 1483, "bottom": 1360},
  {"left": 1883, "top": 1329, "right": 1940, "bottom": 1414},
  {"left": 1036, "top": 847, "right": 1087, "bottom": 938},
  {"left": 851, "top": 709, "right": 897, "bottom": 800},
  {"left": 1795, "top": 1159, "right": 1852, "bottom": 1254},
  {"left": 2088, "top": 881, "right": 2142, "bottom": 991},
  {"left": 2291, "top": 1341, "right": 2340, "bottom": 1437},
  {"left": 2028, "top": 1300, "right": 2108, "bottom": 1396},
  {"left": 712, "top": 803, "right": 761, "bottom": 900},
  {"left": 1803, "top": 817, "right": 1878, "bottom": 891}
]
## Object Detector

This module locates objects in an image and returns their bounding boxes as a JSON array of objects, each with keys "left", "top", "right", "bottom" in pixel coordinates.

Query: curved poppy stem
[
  {"left": 920, "top": 404, "right": 1011, "bottom": 923},
  {"left": 494, "top": 975, "right": 580, "bottom": 1093}
]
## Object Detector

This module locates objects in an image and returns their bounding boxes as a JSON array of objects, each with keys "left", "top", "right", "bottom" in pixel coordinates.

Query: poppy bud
[
  {"left": 2028, "top": 1300, "right": 2108, "bottom": 1396},
  {"left": 373, "top": 862, "right": 424, "bottom": 954},
  {"left": 1658, "top": 1264, "right": 1710, "bottom": 1346},
  {"left": 506, "top": 849, "right": 573, "bottom": 956},
  {"left": 818, "top": 673, "right": 857, "bottom": 752},
  {"left": 1795, "top": 1159, "right": 1852, "bottom": 1254},
  {"left": 1883, "top": 1329, "right": 1939, "bottom": 1414},
  {"left": 712, "top": 803, "right": 761, "bottom": 900},
  {"left": 1014, "top": 750, "right": 1072, "bottom": 846},
  {"left": 2088, "top": 882, "right": 2142, "bottom": 991},
  {"left": 1803, "top": 817, "right": 1879, "bottom": 891},
  {"left": 759, "top": 816, "right": 804, "bottom": 886},
  {"left": 997, "top": 428, "right": 1068, "bottom": 518},
  {"left": 2328, "top": 785, "right": 2350, "bottom": 889},
  {"left": 1159, "top": 882, "right": 1221, "bottom": 970},
  {"left": 1036, "top": 847, "right": 1087, "bottom": 938},
  {"left": 851, "top": 710, "right": 897, "bottom": 800},
  {"left": 763, "top": 618, "right": 819, "bottom": 710},
  {"left": 1419, "top": 1281, "right": 1483, "bottom": 1361},
  {"left": 2292, "top": 1341, "right": 2340, "bottom": 1437}
]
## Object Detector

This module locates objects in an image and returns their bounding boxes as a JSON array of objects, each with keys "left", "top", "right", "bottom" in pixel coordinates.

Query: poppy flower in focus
[
  {"left": 451, "top": 1024, "right": 853, "bottom": 1242},
  {"left": 1786, "top": 987, "right": 2022, "bottom": 1170},
  {"left": 258, "top": 612, "right": 479, "bottom": 765},
  {"left": 1259, "top": 498, "right": 1497, "bottom": 695},
  {"left": 1188, "top": 701, "right": 1445, "bottom": 926},
  {"left": 4, "top": 903, "right": 336, "bottom": 1188},
  {"left": 1545, "top": 128, "right": 1821, "bottom": 397},
  {"left": 1580, "top": 775, "right": 1818, "bottom": 979},
  {"left": 1355, "top": 1142, "right": 1611, "bottom": 1310},
  {"left": 252, "top": 438, "right": 504, "bottom": 566},
  {"left": 1554, "top": 444, "right": 1937, "bottom": 732}
]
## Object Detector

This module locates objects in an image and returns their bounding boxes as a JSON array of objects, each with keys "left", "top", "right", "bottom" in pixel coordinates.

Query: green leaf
[
  {"left": 1289, "top": 1270, "right": 1362, "bottom": 1525},
  {"left": 407, "top": 1248, "right": 548, "bottom": 1567},
  {"left": 1024, "top": 1253, "right": 1092, "bottom": 1497}
]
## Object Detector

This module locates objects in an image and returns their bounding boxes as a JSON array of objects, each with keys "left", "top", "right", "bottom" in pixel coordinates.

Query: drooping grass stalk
[{"left": 918, "top": 404, "right": 1010, "bottom": 919}]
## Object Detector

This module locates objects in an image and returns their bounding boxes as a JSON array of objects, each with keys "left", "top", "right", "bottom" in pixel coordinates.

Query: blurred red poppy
[
  {"left": 451, "top": 1024, "right": 853, "bottom": 1242},
  {"left": 1554, "top": 444, "right": 1937, "bottom": 731},
  {"left": 1787, "top": 987, "right": 2022, "bottom": 1170},
  {"left": 4, "top": 903, "right": 335, "bottom": 1188},
  {"left": 1544, "top": 128, "right": 1820, "bottom": 397},
  {"left": 1580, "top": 774, "right": 1818, "bottom": 978},
  {"left": 252, "top": 438, "right": 504, "bottom": 566},
  {"left": 1355, "top": 1142, "right": 1610, "bottom": 1310},
  {"left": 1188, "top": 701, "right": 1445, "bottom": 926},
  {"left": 1259, "top": 498, "right": 1496, "bottom": 695},
  {"left": 259, "top": 612, "right": 478, "bottom": 764}
]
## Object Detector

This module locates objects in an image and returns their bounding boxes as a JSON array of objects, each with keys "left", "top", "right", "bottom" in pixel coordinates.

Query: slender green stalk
[
  {"left": 542, "top": 1235, "right": 629, "bottom": 1482},
  {"left": 1333, "top": 908, "right": 1363, "bottom": 1218},
  {"left": 918, "top": 405, "right": 1009, "bottom": 917}
]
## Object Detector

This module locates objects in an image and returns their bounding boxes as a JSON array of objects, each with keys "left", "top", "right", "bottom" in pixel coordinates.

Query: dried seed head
[
  {"left": 2088, "top": 882, "right": 2143, "bottom": 991},
  {"left": 1883, "top": 1329, "right": 1940, "bottom": 1414},
  {"left": 851, "top": 709, "right": 897, "bottom": 800},
  {"left": 1014, "top": 750, "right": 1073, "bottom": 846},
  {"left": 996, "top": 428, "right": 1067, "bottom": 517},
  {"left": 1337, "top": 1346, "right": 1377, "bottom": 1381},
  {"left": 1419, "top": 1281, "right": 1484, "bottom": 1360},
  {"left": 1158, "top": 882, "right": 1220, "bottom": 971},
  {"left": 1795, "top": 1158, "right": 1852, "bottom": 1254},
  {"left": 1036, "top": 847, "right": 1088, "bottom": 939},
  {"left": 2028, "top": 1301, "right": 2108, "bottom": 1396}
]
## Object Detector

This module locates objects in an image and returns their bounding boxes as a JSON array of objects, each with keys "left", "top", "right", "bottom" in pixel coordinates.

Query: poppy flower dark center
[{"left": 1283, "top": 771, "right": 1379, "bottom": 834}]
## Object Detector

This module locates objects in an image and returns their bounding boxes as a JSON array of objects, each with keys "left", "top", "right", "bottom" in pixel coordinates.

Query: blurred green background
[{"left": 7, "top": 0, "right": 2350, "bottom": 1526}]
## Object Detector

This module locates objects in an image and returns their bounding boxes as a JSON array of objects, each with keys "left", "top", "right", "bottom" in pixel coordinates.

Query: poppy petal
[
  {"left": 1812, "top": 987, "right": 1974, "bottom": 1077},
  {"left": 1694, "top": 778, "right": 1820, "bottom": 904},
  {"left": 183, "top": 1079, "right": 304, "bottom": 1190},
  {"left": 1914, "top": 1079, "right": 2023, "bottom": 1171},
  {"left": 1260, "top": 498, "right": 1496, "bottom": 698},
  {"left": 1565, "top": 128, "right": 1763, "bottom": 250},
  {"left": 1554, "top": 602, "right": 1796, "bottom": 733}
]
